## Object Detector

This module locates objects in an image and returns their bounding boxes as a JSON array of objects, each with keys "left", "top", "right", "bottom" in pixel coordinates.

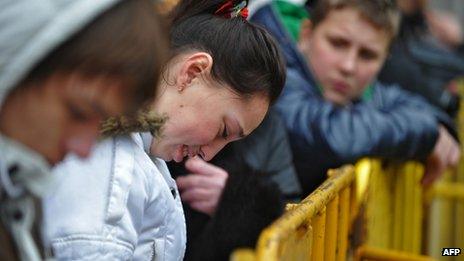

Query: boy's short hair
[{"left": 308, "top": 0, "right": 400, "bottom": 40}]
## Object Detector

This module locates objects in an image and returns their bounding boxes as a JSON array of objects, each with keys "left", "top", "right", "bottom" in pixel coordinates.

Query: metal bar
[
  {"left": 355, "top": 246, "right": 435, "bottom": 261},
  {"left": 336, "top": 187, "right": 350, "bottom": 261},
  {"left": 427, "top": 182, "right": 464, "bottom": 201},
  {"left": 403, "top": 163, "right": 414, "bottom": 252},
  {"left": 230, "top": 249, "right": 256, "bottom": 261},
  {"left": 255, "top": 166, "right": 355, "bottom": 260},
  {"left": 412, "top": 163, "right": 424, "bottom": 254},
  {"left": 311, "top": 207, "right": 326, "bottom": 261},
  {"left": 393, "top": 164, "right": 403, "bottom": 250},
  {"left": 324, "top": 196, "right": 339, "bottom": 261},
  {"left": 426, "top": 171, "right": 454, "bottom": 259}
]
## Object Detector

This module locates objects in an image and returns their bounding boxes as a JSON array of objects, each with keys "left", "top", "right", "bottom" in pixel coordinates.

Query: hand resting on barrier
[{"left": 423, "top": 125, "right": 461, "bottom": 185}]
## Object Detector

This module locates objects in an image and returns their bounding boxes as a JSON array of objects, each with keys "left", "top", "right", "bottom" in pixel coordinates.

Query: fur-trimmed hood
[{"left": 100, "top": 110, "right": 166, "bottom": 138}]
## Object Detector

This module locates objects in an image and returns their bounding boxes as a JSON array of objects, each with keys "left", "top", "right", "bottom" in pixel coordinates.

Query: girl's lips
[
  {"left": 173, "top": 144, "right": 202, "bottom": 162},
  {"left": 173, "top": 145, "right": 187, "bottom": 163},
  {"left": 172, "top": 145, "right": 203, "bottom": 162}
]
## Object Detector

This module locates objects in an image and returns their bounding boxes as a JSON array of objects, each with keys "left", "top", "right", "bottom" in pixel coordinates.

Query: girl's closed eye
[{"left": 222, "top": 125, "right": 229, "bottom": 140}]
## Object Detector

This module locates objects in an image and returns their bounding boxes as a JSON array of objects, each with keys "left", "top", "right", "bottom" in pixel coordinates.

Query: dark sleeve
[
  {"left": 456, "top": 43, "right": 464, "bottom": 56},
  {"left": 276, "top": 69, "right": 439, "bottom": 164},
  {"left": 237, "top": 110, "right": 302, "bottom": 198},
  {"left": 189, "top": 170, "right": 284, "bottom": 261},
  {"left": 378, "top": 84, "right": 458, "bottom": 141},
  {"left": 379, "top": 45, "right": 459, "bottom": 116}
]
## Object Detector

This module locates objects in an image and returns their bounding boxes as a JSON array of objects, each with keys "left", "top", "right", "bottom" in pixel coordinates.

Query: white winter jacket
[{"left": 43, "top": 133, "right": 186, "bottom": 260}]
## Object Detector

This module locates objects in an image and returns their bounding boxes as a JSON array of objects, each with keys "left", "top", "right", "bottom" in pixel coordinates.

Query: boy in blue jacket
[{"left": 251, "top": 0, "right": 460, "bottom": 194}]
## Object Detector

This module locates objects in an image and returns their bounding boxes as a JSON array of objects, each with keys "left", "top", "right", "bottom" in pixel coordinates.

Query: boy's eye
[
  {"left": 222, "top": 126, "right": 229, "bottom": 140},
  {"left": 329, "top": 37, "right": 349, "bottom": 48},
  {"left": 359, "top": 49, "right": 378, "bottom": 61}
]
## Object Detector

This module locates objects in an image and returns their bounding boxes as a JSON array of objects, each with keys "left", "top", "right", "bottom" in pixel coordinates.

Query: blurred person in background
[
  {"left": 0, "top": 0, "right": 168, "bottom": 259},
  {"left": 251, "top": 0, "right": 460, "bottom": 194},
  {"left": 379, "top": 0, "right": 464, "bottom": 117},
  {"left": 42, "top": 0, "right": 286, "bottom": 260}
]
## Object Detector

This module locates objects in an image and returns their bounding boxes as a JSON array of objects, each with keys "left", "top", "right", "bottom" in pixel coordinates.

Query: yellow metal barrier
[
  {"left": 232, "top": 160, "right": 438, "bottom": 261},
  {"left": 352, "top": 158, "right": 424, "bottom": 254},
  {"left": 360, "top": 159, "right": 424, "bottom": 254},
  {"left": 454, "top": 80, "right": 464, "bottom": 259},
  {"left": 231, "top": 165, "right": 356, "bottom": 261},
  {"left": 426, "top": 182, "right": 464, "bottom": 201},
  {"left": 232, "top": 80, "right": 464, "bottom": 261},
  {"left": 424, "top": 79, "right": 464, "bottom": 260},
  {"left": 232, "top": 159, "right": 464, "bottom": 261},
  {"left": 232, "top": 81, "right": 464, "bottom": 261},
  {"left": 355, "top": 246, "right": 435, "bottom": 261}
]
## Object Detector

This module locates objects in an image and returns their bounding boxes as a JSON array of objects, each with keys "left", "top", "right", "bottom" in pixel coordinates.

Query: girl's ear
[{"left": 176, "top": 52, "right": 213, "bottom": 91}]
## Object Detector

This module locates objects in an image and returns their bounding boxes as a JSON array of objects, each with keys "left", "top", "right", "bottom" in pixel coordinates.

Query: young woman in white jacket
[{"left": 42, "top": 0, "right": 286, "bottom": 260}]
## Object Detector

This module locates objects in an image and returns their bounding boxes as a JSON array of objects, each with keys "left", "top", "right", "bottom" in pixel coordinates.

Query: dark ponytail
[{"left": 169, "top": 0, "right": 286, "bottom": 104}]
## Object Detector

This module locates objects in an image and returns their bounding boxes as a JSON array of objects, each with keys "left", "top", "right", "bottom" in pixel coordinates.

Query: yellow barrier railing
[
  {"left": 424, "top": 79, "right": 464, "bottom": 260},
  {"left": 355, "top": 246, "right": 434, "bottom": 261},
  {"left": 232, "top": 81, "right": 464, "bottom": 260},
  {"left": 359, "top": 159, "right": 425, "bottom": 254},
  {"left": 231, "top": 165, "right": 356, "bottom": 261},
  {"left": 232, "top": 159, "right": 443, "bottom": 261}
]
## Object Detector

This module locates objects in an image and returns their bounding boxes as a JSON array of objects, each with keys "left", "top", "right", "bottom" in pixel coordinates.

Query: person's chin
[
  {"left": 172, "top": 153, "right": 184, "bottom": 163},
  {"left": 47, "top": 156, "right": 63, "bottom": 166},
  {"left": 324, "top": 92, "right": 349, "bottom": 106},
  {"left": 47, "top": 149, "right": 67, "bottom": 166},
  {"left": 172, "top": 145, "right": 187, "bottom": 163},
  {"left": 156, "top": 153, "right": 174, "bottom": 162},
  {"left": 165, "top": 158, "right": 174, "bottom": 162}
]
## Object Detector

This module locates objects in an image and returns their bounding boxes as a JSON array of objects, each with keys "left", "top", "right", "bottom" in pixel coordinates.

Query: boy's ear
[
  {"left": 299, "top": 19, "right": 313, "bottom": 41},
  {"left": 177, "top": 52, "right": 213, "bottom": 91}
]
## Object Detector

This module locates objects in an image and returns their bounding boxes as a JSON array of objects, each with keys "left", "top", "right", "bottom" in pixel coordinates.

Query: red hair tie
[{"left": 215, "top": 0, "right": 248, "bottom": 19}]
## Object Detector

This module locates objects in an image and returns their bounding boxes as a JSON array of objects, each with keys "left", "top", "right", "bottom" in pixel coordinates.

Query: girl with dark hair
[{"left": 43, "top": 0, "right": 286, "bottom": 260}]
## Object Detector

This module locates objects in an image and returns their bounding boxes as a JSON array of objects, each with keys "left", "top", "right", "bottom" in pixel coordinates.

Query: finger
[
  {"left": 436, "top": 130, "right": 452, "bottom": 163},
  {"left": 446, "top": 136, "right": 461, "bottom": 166},
  {"left": 449, "top": 145, "right": 461, "bottom": 166},
  {"left": 434, "top": 135, "right": 445, "bottom": 157},
  {"left": 441, "top": 135, "right": 458, "bottom": 167},
  {"left": 422, "top": 163, "right": 445, "bottom": 186},
  {"left": 176, "top": 174, "right": 220, "bottom": 190},
  {"left": 180, "top": 187, "right": 211, "bottom": 202},
  {"left": 422, "top": 156, "right": 439, "bottom": 186},
  {"left": 176, "top": 175, "right": 202, "bottom": 190},
  {"left": 442, "top": 138, "right": 454, "bottom": 166},
  {"left": 422, "top": 162, "right": 433, "bottom": 186},
  {"left": 189, "top": 201, "right": 216, "bottom": 216},
  {"left": 185, "top": 157, "right": 228, "bottom": 177},
  {"left": 421, "top": 170, "right": 437, "bottom": 186}
]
